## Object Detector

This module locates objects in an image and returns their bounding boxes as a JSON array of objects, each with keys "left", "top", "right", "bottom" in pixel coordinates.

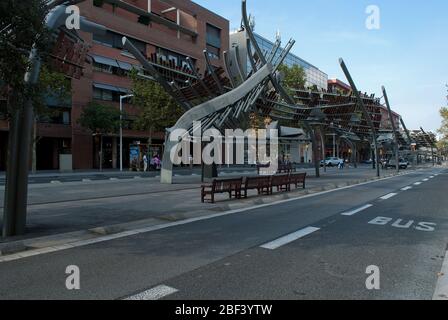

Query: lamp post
[{"left": 119, "top": 94, "right": 134, "bottom": 172}]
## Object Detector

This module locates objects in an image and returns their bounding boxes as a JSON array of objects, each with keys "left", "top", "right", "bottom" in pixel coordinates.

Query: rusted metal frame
[
  {"left": 185, "top": 79, "right": 202, "bottom": 103},
  {"left": 203, "top": 50, "right": 225, "bottom": 95},
  {"left": 186, "top": 57, "right": 213, "bottom": 97},
  {"left": 169, "top": 81, "right": 193, "bottom": 110},
  {"left": 122, "top": 37, "right": 190, "bottom": 111}
]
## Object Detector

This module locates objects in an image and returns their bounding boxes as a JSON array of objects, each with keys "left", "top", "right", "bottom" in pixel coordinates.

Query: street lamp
[{"left": 119, "top": 94, "right": 134, "bottom": 172}]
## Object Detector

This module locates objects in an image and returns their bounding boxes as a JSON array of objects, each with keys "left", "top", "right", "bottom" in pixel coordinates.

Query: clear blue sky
[{"left": 194, "top": 0, "right": 448, "bottom": 133}]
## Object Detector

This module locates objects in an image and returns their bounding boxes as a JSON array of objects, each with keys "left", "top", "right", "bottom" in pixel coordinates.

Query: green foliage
[
  {"left": 0, "top": 0, "right": 51, "bottom": 109},
  {"left": 78, "top": 102, "right": 121, "bottom": 135},
  {"left": 278, "top": 64, "right": 306, "bottom": 90},
  {"left": 438, "top": 107, "right": 448, "bottom": 138},
  {"left": 129, "top": 69, "right": 184, "bottom": 136},
  {"left": 438, "top": 106, "right": 448, "bottom": 153}
]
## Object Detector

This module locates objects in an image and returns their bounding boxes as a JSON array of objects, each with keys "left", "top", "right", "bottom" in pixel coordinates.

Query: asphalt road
[{"left": 0, "top": 167, "right": 446, "bottom": 300}]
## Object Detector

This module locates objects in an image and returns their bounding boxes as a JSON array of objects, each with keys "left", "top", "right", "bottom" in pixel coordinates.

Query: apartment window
[
  {"left": 93, "top": 87, "right": 113, "bottom": 101},
  {"left": 93, "top": 31, "right": 146, "bottom": 56},
  {"left": 206, "top": 24, "right": 221, "bottom": 48},
  {"left": 206, "top": 44, "right": 220, "bottom": 60}
]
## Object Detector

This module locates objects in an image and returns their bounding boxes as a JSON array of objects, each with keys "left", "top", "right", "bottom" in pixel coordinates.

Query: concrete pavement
[
  {"left": 0, "top": 165, "right": 420, "bottom": 244},
  {"left": 0, "top": 166, "right": 445, "bottom": 299}
]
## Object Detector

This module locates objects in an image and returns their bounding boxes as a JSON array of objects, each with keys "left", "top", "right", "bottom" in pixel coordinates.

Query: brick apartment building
[{"left": 0, "top": 0, "right": 229, "bottom": 171}]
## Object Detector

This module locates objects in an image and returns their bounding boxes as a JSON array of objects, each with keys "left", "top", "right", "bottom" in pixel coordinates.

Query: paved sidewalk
[{"left": 0, "top": 164, "right": 439, "bottom": 251}]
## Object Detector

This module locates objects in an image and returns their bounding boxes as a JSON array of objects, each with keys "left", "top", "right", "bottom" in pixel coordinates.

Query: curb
[{"left": 0, "top": 167, "right": 427, "bottom": 258}]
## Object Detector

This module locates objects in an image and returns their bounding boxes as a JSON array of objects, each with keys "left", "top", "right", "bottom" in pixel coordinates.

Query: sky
[{"left": 194, "top": 0, "right": 448, "bottom": 133}]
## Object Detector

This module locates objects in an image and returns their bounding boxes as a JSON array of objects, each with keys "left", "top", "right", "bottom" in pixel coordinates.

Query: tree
[
  {"left": 0, "top": 0, "right": 51, "bottom": 109},
  {"left": 78, "top": 102, "right": 121, "bottom": 171},
  {"left": 32, "top": 67, "right": 72, "bottom": 173},
  {"left": 277, "top": 64, "right": 306, "bottom": 93},
  {"left": 438, "top": 106, "right": 448, "bottom": 157},
  {"left": 129, "top": 69, "right": 184, "bottom": 146}
]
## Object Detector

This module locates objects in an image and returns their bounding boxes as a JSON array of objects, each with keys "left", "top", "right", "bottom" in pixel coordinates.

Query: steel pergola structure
[{"left": 121, "top": 0, "right": 404, "bottom": 183}]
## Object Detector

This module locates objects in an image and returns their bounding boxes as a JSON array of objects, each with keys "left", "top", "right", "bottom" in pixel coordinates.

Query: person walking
[{"left": 143, "top": 154, "right": 148, "bottom": 172}]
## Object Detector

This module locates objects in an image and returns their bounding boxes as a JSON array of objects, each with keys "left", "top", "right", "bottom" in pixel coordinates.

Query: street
[{"left": 0, "top": 166, "right": 446, "bottom": 300}]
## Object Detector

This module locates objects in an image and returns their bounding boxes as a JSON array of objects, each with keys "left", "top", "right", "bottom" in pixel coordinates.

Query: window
[
  {"left": 93, "top": 87, "right": 113, "bottom": 101},
  {"left": 206, "top": 24, "right": 221, "bottom": 47},
  {"left": 206, "top": 44, "right": 220, "bottom": 60},
  {"left": 93, "top": 31, "right": 146, "bottom": 56}
]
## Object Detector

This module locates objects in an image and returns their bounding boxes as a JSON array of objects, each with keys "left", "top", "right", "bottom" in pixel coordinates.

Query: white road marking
[
  {"left": 423, "top": 178, "right": 429, "bottom": 182},
  {"left": 82, "top": 179, "right": 91, "bottom": 182},
  {"left": 401, "top": 186, "right": 412, "bottom": 191},
  {"left": 341, "top": 204, "right": 373, "bottom": 216},
  {"left": 380, "top": 193, "right": 398, "bottom": 200},
  {"left": 109, "top": 178, "right": 118, "bottom": 181},
  {"left": 433, "top": 250, "right": 448, "bottom": 300},
  {"left": 0, "top": 171, "right": 417, "bottom": 263},
  {"left": 125, "top": 285, "right": 178, "bottom": 300},
  {"left": 414, "top": 182, "right": 422, "bottom": 185},
  {"left": 260, "top": 227, "right": 320, "bottom": 250},
  {"left": 50, "top": 181, "right": 62, "bottom": 184},
  {"left": 429, "top": 176, "right": 435, "bottom": 179}
]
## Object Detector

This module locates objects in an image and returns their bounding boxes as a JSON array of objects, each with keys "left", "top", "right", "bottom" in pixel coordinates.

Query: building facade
[
  {"left": 0, "top": 0, "right": 229, "bottom": 171},
  {"left": 229, "top": 29, "right": 328, "bottom": 90}
]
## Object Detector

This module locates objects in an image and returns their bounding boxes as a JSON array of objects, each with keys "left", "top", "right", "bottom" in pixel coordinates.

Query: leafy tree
[
  {"left": 0, "top": 0, "right": 52, "bottom": 111},
  {"left": 438, "top": 106, "right": 448, "bottom": 156},
  {"left": 78, "top": 102, "right": 121, "bottom": 171},
  {"left": 278, "top": 64, "right": 306, "bottom": 93},
  {"left": 129, "top": 69, "right": 184, "bottom": 145}
]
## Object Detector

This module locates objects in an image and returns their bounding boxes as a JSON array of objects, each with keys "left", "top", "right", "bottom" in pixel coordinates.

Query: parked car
[
  {"left": 387, "top": 158, "right": 408, "bottom": 169},
  {"left": 320, "top": 157, "right": 344, "bottom": 167}
]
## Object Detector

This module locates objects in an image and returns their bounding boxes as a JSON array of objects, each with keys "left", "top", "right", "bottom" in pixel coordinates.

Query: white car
[{"left": 321, "top": 157, "right": 344, "bottom": 167}]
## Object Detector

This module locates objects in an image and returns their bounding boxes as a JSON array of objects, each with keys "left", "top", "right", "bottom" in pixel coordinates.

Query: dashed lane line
[
  {"left": 380, "top": 193, "right": 398, "bottom": 200},
  {"left": 124, "top": 285, "right": 179, "bottom": 300},
  {"left": 340, "top": 204, "right": 373, "bottom": 216},
  {"left": 260, "top": 227, "right": 320, "bottom": 250},
  {"left": 401, "top": 186, "right": 413, "bottom": 191}
]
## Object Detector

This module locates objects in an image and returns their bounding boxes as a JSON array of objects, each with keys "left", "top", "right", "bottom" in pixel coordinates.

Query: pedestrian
[{"left": 143, "top": 154, "right": 148, "bottom": 172}]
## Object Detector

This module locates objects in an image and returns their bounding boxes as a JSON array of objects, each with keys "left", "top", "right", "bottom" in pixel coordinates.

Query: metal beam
[
  {"left": 339, "top": 58, "right": 380, "bottom": 177},
  {"left": 382, "top": 86, "right": 400, "bottom": 173}
]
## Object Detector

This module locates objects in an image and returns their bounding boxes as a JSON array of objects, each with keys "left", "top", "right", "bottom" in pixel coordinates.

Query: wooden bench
[
  {"left": 242, "top": 176, "right": 271, "bottom": 198},
  {"left": 277, "top": 164, "right": 296, "bottom": 174},
  {"left": 201, "top": 178, "right": 243, "bottom": 203},
  {"left": 289, "top": 172, "right": 307, "bottom": 189},
  {"left": 270, "top": 174, "right": 290, "bottom": 193}
]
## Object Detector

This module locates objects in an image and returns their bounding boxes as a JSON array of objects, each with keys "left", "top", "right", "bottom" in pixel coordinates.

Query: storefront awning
[{"left": 93, "top": 82, "right": 130, "bottom": 94}]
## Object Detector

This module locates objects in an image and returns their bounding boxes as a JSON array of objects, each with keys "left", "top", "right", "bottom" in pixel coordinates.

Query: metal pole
[
  {"left": 119, "top": 94, "right": 133, "bottom": 172},
  {"left": 120, "top": 96, "right": 123, "bottom": 172},
  {"left": 2, "top": 2, "right": 105, "bottom": 237},
  {"left": 339, "top": 58, "right": 380, "bottom": 177},
  {"left": 382, "top": 86, "right": 399, "bottom": 174}
]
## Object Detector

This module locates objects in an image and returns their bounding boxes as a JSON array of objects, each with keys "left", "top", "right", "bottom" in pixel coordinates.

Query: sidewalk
[{"left": 0, "top": 164, "right": 440, "bottom": 256}]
